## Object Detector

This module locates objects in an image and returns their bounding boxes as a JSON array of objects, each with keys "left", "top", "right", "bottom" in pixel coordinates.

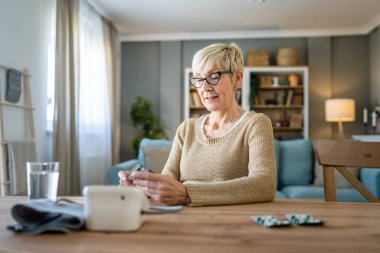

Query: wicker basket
[
  {"left": 260, "top": 76, "right": 272, "bottom": 86},
  {"left": 276, "top": 48, "right": 300, "bottom": 66},
  {"left": 246, "top": 49, "right": 270, "bottom": 66}
]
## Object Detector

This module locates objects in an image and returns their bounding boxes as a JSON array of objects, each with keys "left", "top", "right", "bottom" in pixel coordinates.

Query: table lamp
[{"left": 325, "top": 98, "right": 355, "bottom": 139}]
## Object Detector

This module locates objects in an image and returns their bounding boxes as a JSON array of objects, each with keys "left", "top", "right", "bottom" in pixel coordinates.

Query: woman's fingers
[
  {"left": 118, "top": 170, "right": 133, "bottom": 186},
  {"left": 132, "top": 178, "right": 156, "bottom": 189},
  {"left": 131, "top": 171, "right": 161, "bottom": 181},
  {"left": 118, "top": 170, "right": 131, "bottom": 179},
  {"left": 132, "top": 175, "right": 177, "bottom": 195},
  {"left": 128, "top": 172, "right": 189, "bottom": 205}
]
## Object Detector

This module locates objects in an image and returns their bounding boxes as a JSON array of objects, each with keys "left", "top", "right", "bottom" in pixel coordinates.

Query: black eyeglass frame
[{"left": 189, "top": 70, "right": 232, "bottom": 88}]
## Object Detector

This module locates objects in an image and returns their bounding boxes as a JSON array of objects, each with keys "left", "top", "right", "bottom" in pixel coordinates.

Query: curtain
[
  {"left": 53, "top": 0, "right": 117, "bottom": 194},
  {"left": 102, "top": 18, "right": 120, "bottom": 165},
  {"left": 54, "top": 0, "right": 81, "bottom": 195},
  {"left": 78, "top": 0, "right": 112, "bottom": 188}
]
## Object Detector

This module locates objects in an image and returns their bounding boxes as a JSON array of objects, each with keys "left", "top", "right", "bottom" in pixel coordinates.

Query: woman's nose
[{"left": 200, "top": 81, "right": 213, "bottom": 91}]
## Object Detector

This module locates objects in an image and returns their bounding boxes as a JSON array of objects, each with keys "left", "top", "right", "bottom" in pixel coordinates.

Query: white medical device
[{"left": 83, "top": 185, "right": 150, "bottom": 232}]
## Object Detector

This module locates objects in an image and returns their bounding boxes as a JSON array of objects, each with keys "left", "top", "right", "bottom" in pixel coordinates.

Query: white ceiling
[{"left": 89, "top": 0, "right": 380, "bottom": 41}]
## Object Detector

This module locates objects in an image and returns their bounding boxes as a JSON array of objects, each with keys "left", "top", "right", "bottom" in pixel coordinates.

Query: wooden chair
[{"left": 313, "top": 139, "right": 380, "bottom": 203}]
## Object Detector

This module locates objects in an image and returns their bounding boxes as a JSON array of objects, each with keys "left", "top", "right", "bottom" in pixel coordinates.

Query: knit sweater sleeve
[
  {"left": 184, "top": 114, "right": 276, "bottom": 207},
  {"left": 161, "top": 121, "right": 186, "bottom": 180}
]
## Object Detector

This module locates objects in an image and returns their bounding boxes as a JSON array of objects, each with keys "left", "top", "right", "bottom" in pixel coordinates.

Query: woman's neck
[
  {"left": 206, "top": 104, "right": 245, "bottom": 134},
  {"left": 211, "top": 101, "right": 244, "bottom": 121}
]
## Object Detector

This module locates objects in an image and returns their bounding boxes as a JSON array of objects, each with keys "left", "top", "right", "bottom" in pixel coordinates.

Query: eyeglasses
[{"left": 189, "top": 70, "right": 232, "bottom": 88}]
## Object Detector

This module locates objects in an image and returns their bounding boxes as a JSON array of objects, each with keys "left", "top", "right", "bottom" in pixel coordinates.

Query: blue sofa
[{"left": 107, "top": 138, "right": 380, "bottom": 202}]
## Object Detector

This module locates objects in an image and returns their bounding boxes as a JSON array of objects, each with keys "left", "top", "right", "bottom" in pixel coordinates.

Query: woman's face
[{"left": 194, "top": 67, "right": 242, "bottom": 112}]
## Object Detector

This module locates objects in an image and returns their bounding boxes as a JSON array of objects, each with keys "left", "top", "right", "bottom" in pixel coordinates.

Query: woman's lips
[{"left": 205, "top": 95, "right": 219, "bottom": 101}]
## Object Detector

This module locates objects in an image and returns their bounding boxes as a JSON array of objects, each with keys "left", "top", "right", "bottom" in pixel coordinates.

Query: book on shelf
[
  {"left": 189, "top": 94, "right": 195, "bottom": 107},
  {"left": 255, "top": 93, "right": 262, "bottom": 105},
  {"left": 250, "top": 90, "right": 264, "bottom": 106},
  {"left": 191, "top": 92, "right": 202, "bottom": 107},
  {"left": 292, "top": 91, "right": 303, "bottom": 105},
  {"left": 285, "top": 90, "right": 294, "bottom": 105},
  {"left": 260, "top": 76, "right": 272, "bottom": 87},
  {"left": 276, "top": 90, "right": 287, "bottom": 105}
]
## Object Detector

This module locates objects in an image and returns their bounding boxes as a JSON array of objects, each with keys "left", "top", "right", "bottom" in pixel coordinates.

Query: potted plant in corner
[{"left": 130, "top": 96, "right": 167, "bottom": 156}]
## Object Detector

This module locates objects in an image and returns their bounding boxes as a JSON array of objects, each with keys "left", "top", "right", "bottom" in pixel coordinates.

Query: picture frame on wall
[{"left": 290, "top": 113, "right": 303, "bottom": 128}]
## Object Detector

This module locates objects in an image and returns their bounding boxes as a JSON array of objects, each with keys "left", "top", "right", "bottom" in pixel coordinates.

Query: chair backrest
[
  {"left": 313, "top": 139, "right": 380, "bottom": 203},
  {"left": 314, "top": 139, "right": 380, "bottom": 168}
]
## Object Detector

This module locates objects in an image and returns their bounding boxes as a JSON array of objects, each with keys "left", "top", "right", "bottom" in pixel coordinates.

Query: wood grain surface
[{"left": 1, "top": 197, "right": 380, "bottom": 253}]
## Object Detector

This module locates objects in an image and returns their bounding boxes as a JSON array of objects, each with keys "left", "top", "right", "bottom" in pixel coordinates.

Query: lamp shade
[{"left": 325, "top": 98, "right": 355, "bottom": 122}]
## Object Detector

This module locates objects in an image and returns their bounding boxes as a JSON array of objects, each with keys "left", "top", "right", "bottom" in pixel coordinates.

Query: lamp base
[{"left": 337, "top": 120, "right": 344, "bottom": 140}]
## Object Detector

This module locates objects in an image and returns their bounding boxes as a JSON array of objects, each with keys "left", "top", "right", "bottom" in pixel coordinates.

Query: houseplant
[{"left": 130, "top": 96, "right": 167, "bottom": 156}]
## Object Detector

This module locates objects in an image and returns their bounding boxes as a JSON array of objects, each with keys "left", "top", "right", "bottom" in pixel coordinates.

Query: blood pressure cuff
[
  {"left": 7, "top": 199, "right": 85, "bottom": 235},
  {"left": 7, "top": 198, "right": 183, "bottom": 235},
  {"left": 5, "top": 69, "right": 22, "bottom": 103}
]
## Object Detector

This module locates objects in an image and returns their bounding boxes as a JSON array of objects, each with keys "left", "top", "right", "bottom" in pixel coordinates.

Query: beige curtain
[
  {"left": 53, "top": 0, "right": 119, "bottom": 194},
  {"left": 102, "top": 19, "right": 120, "bottom": 165},
  {"left": 53, "top": 0, "right": 81, "bottom": 195}
]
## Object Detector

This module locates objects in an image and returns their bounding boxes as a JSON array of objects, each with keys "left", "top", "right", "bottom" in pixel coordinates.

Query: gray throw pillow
[{"left": 142, "top": 146, "right": 171, "bottom": 173}]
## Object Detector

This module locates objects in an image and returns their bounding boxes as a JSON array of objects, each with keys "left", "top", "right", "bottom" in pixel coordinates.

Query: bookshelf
[{"left": 242, "top": 66, "right": 309, "bottom": 139}]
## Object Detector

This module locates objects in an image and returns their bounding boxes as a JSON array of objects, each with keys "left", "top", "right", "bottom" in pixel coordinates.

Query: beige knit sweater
[{"left": 162, "top": 111, "right": 276, "bottom": 207}]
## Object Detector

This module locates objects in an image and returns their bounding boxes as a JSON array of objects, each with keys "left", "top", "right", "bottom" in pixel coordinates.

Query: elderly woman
[{"left": 119, "top": 43, "right": 276, "bottom": 206}]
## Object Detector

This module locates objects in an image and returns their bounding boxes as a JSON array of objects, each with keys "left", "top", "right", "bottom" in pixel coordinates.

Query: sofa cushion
[
  {"left": 142, "top": 146, "right": 171, "bottom": 173},
  {"left": 138, "top": 138, "right": 172, "bottom": 163},
  {"left": 360, "top": 168, "right": 380, "bottom": 199},
  {"left": 279, "top": 139, "right": 314, "bottom": 187},
  {"left": 313, "top": 158, "right": 360, "bottom": 188},
  {"left": 275, "top": 190, "right": 287, "bottom": 199},
  {"left": 281, "top": 185, "right": 368, "bottom": 202}
]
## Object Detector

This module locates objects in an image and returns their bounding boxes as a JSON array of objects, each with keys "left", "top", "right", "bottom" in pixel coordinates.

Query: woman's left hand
[{"left": 130, "top": 171, "right": 190, "bottom": 205}]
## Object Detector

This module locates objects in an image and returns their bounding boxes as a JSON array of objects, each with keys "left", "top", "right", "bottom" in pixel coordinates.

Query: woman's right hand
[{"left": 118, "top": 170, "right": 134, "bottom": 187}]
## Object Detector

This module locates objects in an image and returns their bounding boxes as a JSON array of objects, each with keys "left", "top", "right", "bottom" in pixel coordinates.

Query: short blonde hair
[{"left": 192, "top": 43, "right": 244, "bottom": 76}]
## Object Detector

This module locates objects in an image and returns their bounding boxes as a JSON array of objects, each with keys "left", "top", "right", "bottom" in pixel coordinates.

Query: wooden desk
[{"left": 1, "top": 197, "right": 380, "bottom": 253}]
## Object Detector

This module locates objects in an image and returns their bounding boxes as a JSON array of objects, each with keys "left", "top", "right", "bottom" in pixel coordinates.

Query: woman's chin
[
  {"left": 203, "top": 98, "right": 224, "bottom": 112},
  {"left": 204, "top": 104, "right": 220, "bottom": 112}
]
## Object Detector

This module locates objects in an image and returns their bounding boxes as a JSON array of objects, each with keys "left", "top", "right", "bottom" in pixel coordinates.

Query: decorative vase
[{"left": 288, "top": 73, "right": 299, "bottom": 87}]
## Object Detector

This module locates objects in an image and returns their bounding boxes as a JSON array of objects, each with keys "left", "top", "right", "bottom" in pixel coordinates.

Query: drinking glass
[{"left": 26, "top": 162, "right": 60, "bottom": 201}]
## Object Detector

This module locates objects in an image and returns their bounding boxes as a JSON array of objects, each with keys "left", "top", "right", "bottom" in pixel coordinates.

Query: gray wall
[
  {"left": 120, "top": 42, "right": 160, "bottom": 161},
  {"left": 160, "top": 41, "right": 182, "bottom": 140},
  {"left": 331, "top": 36, "right": 370, "bottom": 138},
  {"left": 370, "top": 27, "right": 380, "bottom": 107},
  {"left": 308, "top": 37, "right": 333, "bottom": 139},
  {"left": 120, "top": 35, "right": 375, "bottom": 160}
]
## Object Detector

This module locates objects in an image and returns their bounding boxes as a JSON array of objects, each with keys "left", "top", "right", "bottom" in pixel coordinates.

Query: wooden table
[{"left": 1, "top": 197, "right": 380, "bottom": 253}]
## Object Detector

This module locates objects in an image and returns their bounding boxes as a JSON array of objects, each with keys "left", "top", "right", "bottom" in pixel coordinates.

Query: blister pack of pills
[
  {"left": 251, "top": 215, "right": 291, "bottom": 228},
  {"left": 285, "top": 214, "right": 324, "bottom": 225}
]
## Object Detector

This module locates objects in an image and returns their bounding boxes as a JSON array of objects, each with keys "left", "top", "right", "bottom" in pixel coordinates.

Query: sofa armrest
[
  {"left": 360, "top": 168, "right": 380, "bottom": 199},
  {"left": 106, "top": 159, "right": 139, "bottom": 185}
]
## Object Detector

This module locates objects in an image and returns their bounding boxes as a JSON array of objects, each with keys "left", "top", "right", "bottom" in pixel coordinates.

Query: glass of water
[{"left": 26, "top": 162, "right": 60, "bottom": 201}]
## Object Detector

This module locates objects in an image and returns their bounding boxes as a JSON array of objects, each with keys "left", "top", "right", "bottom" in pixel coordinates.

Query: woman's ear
[{"left": 234, "top": 71, "right": 243, "bottom": 89}]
